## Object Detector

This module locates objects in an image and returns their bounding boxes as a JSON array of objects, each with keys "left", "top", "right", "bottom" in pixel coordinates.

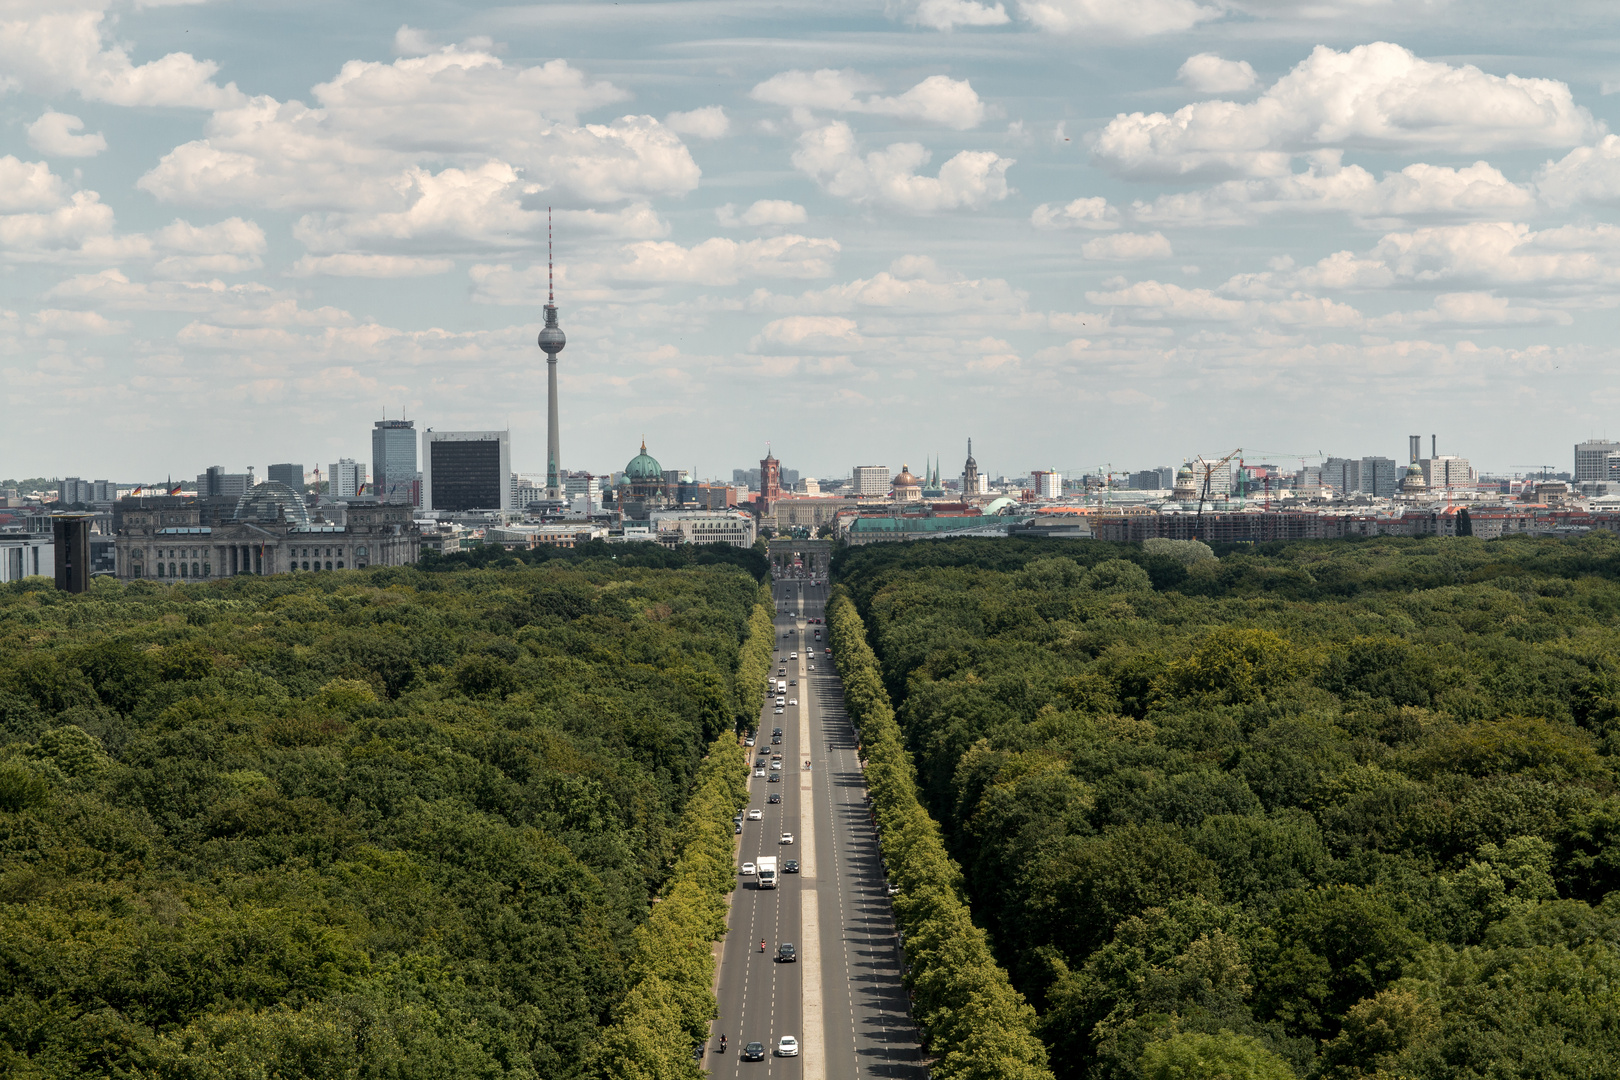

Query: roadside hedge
[
  {"left": 732, "top": 585, "right": 775, "bottom": 730},
  {"left": 588, "top": 594, "right": 770, "bottom": 1080},
  {"left": 827, "top": 587, "right": 1054, "bottom": 1080}
]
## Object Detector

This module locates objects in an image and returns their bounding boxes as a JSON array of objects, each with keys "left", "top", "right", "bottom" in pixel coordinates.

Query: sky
[{"left": 5, "top": 0, "right": 1620, "bottom": 484}]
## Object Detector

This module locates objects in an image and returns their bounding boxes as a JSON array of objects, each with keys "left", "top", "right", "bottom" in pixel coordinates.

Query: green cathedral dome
[{"left": 624, "top": 440, "right": 663, "bottom": 481}]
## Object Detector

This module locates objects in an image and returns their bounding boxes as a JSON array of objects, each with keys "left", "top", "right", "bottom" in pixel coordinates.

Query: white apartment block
[{"left": 852, "top": 465, "right": 890, "bottom": 497}]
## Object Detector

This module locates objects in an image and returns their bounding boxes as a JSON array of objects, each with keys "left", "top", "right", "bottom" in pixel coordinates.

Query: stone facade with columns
[{"left": 114, "top": 485, "right": 419, "bottom": 582}]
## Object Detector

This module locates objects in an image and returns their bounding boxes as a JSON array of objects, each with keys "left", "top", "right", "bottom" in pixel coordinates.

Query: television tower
[{"left": 539, "top": 209, "right": 566, "bottom": 500}]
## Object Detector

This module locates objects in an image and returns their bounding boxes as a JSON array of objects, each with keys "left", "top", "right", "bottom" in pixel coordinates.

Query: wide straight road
[{"left": 709, "top": 576, "right": 926, "bottom": 1080}]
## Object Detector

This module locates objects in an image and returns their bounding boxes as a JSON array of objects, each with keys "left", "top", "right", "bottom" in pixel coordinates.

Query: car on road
[
  {"left": 783, "top": 859, "right": 799, "bottom": 873},
  {"left": 768, "top": 774, "right": 780, "bottom": 782},
  {"left": 744, "top": 737, "right": 755, "bottom": 746},
  {"left": 809, "top": 665, "right": 815, "bottom": 671},
  {"left": 748, "top": 808, "right": 763, "bottom": 820},
  {"left": 754, "top": 768, "right": 765, "bottom": 777},
  {"left": 741, "top": 1042, "right": 766, "bottom": 1061},
  {"left": 788, "top": 679, "right": 796, "bottom": 686},
  {"left": 768, "top": 794, "right": 782, "bottom": 804},
  {"left": 772, "top": 735, "right": 781, "bottom": 744},
  {"left": 774, "top": 708, "right": 784, "bottom": 715},
  {"left": 780, "top": 832, "right": 794, "bottom": 844},
  {"left": 788, "top": 698, "right": 798, "bottom": 706},
  {"left": 776, "top": 942, "right": 796, "bottom": 962},
  {"left": 773, "top": 727, "right": 783, "bottom": 736},
  {"left": 735, "top": 822, "right": 742, "bottom": 834},
  {"left": 770, "top": 761, "right": 782, "bottom": 770},
  {"left": 776, "top": 1036, "right": 799, "bottom": 1057},
  {"left": 741, "top": 862, "right": 755, "bottom": 875},
  {"left": 790, "top": 652, "right": 797, "bottom": 659}
]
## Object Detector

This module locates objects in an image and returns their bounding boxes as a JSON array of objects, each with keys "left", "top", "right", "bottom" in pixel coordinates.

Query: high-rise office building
[
  {"left": 267, "top": 464, "right": 304, "bottom": 490},
  {"left": 853, "top": 465, "right": 890, "bottom": 497},
  {"left": 1422, "top": 456, "right": 1472, "bottom": 491},
  {"left": 198, "top": 466, "right": 255, "bottom": 498},
  {"left": 1031, "top": 470, "right": 1063, "bottom": 498},
  {"left": 1575, "top": 440, "right": 1620, "bottom": 484},
  {"left": 1361, "top": 457, "right": 1398, "bottom": 497},
  {"left": 373, "top": 420, "right": 419, "bottom": 505},
  {"left": 328, "top": 459, "right": 365, "bottom": 499},
  {"left": 422, "top": 430, "right": 511, "bottom": 512}
]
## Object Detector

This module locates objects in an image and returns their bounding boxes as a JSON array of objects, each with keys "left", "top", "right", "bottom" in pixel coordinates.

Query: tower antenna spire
[{"left": 548, "top": 207, "right": 554, "bottom": 305}]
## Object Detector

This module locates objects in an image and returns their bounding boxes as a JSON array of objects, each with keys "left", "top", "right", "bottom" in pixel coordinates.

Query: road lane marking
[{"left": 798, "top": 620, "right": 825, "bottom": 1080}]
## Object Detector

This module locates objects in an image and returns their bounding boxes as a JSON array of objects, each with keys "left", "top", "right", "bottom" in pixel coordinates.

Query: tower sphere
[{"left": 538, "top": 303, "right": 566, "bottom": 356}]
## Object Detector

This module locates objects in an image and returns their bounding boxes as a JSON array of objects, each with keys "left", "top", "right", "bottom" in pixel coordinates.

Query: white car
[
  {"left": 748, "top": 808, "right": 763, "bottom": 820},
  {"left": 776, "top": 1036, "right": 799, "bottom": 1058},
  {"left": 745, "top": 737, "right": 755, "bottom": 746},
  {"left": 771, "top": 761, "right": 782, "bottom": 770},
  {"left": 809, "top": 665, "right": 815, "bottom": 671},
  {"left": 788, "top": 698, "right": 798, "bottom": 706},
  {"left": 790, "top": 652, "right": 797, "bottom": 659},
  {"left": 775, "top": 708, "right": 784, "bottom": 714},
  {"left": 741, "top": 862, "right": 756, "bottom": 876},
  {"left": 754, "top": 768, "right": 765, "bottom": 777},
  {"left": 780, "top": 832, "right": 794, "bottom": 845}
]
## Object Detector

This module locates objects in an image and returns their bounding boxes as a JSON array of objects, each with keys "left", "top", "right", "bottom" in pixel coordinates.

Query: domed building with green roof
[{"left": 620, "top": 440, "right": 669, "bottom": 500}]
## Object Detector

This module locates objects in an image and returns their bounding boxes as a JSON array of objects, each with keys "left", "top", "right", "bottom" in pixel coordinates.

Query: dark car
[
  {"left": 783, "top": 859, "right": 799, "bottom": 873},
  {"left": 768, "top": 794, "right": 782, "bottom": 804},
  {"left": 772, "top": 736, "right": 781, "bottom": 744},
  {"left": 742, "top": 1041, "right": 766, "bottom": 1061},
  {"left": 777, "top": 942, "right": 796, "bottom": 962},
  {"left": 768, "top": 774, "right": 780, "bottom": 782},
  {"left": 773, "top": 728, "right": 783, "bottom": 736}
]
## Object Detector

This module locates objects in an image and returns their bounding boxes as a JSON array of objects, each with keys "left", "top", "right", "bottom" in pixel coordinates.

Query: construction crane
[
  {"left": 1510, "top": 465, "right": 1557, "bottom": 482},
  {"left": 1193, "top": 448, "right": 1243, "bottom": 537}
]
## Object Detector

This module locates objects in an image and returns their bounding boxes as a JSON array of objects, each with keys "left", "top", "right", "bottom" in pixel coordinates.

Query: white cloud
[
  {"left": 894, "top": 0, "right": 1012, "bottom": 29},
  {"left": 0, "top": 156, "right": 68, "bottom": 212},
  {"left": 152, "top": 216, "right": 267, "bottom": 276},
  {"left": 1088, "top": 279, "right": 1362, "bottom": 325},
  {"left": 1094, "top": 42, "right": 1600, "bottom": 180},
  {"left": 290, "top": 254, "right": 455, "bottom": 277},
  {"left": 749, "top": 256, "right": 1027, "bottom": 315},
  {"left": 1369, "top": 292, "right": 1573, "bottom": 328},
  {"left": 1132, "top": 154, "right": 1534, "bottom": 226},
  {"left": 1537, "top": 135, "right": 1620, "bottom": 206},
  {"left": 0, "top": 6, "right": 242, "bottom": 108},
  {"left": 751, "top": 315, "right": 864, "bottom": 352},
  {"left": 1370, "top": 222, "right": 1620, "bottom": 286},
  {"left": 1018, "top": 0, "right": 1220, "bottom": 36},
  {"left": 137, "top": 46, "right": 699, "bottom": 254},
  {"left": 1031, "top": 196, "right": 1121, "bottom": 230},
  {"left": 29, "top": 308, "right": 129, "bottom": 337},
  {"left": 793, "top": 121, "right": 1012, "bottom": 212},
  {"left": 26, "top": 111, "right": 107, "bottom": 157},
  {"left": 718, "top": 200, "right": 809, "bottom": 228},
  {"left": 614, "top": 235, "right": 843, "bottom": 285},
  {"left": 1082, "top": 231, "right": 1173, "bottom": 260},
  {"left": 665, "top": 106, "right": 730, "bottom": 139},
  {"left": 1177, "top": 53, "right": 1257, "bottom": 94},
  {"left": 752, "top": 70, "right": 987, "bottom": 130}
]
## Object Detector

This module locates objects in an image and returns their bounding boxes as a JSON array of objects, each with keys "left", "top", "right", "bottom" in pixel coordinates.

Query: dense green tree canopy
[
  {"left": 0, "top": 563, "right": 767, "bottom": 1078},
  {"left": 835, "top": 533, "right": 1620, "bottom": 1080}
]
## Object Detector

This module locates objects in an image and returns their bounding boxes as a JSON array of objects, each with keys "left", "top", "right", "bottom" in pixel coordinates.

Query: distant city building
[
  {"left": 961, "top": 440, "right": 982, "bottom": 495},
  {"left": 797, "top": 477, "right": 821, "bottom": 495},
  {"left": 1421, "top": 456, "right": 1473, "bottom": 491},
  {"left": 1031, "top": 470, "right": 1063, "bottom": 498},
  {"left": 198, "top": 466, "right": 255, "bottom": 499},
  {"left": 651, "top": 510, "right": 758, "bottom": 548},
  {"left": 891, "top": 464, "right": 923, "bottom": 502},
  {"left": 733, "top": 467, "right": 761, "bottom": 489},
  {"left": 373, "top": 419, "right": 419, "bottom": 505},
  {"left": 328, "top": 458, "right": 365, "bottom": 500},
  {"left": 760, "top": 451, "right": 782, "bottom": 504},
  {"left": 115, "top": 485, "right": 419, "bottom": 580},
  {"left": 422, "top": 430, "right": 511, "bottom": 512},
  {"left": 782, "top": 468, "right": 800, "bottom": 487},
  {"left": 267, "top": 463, "right": 304, "bottom": 490},
  {"left": 56, "top": 478, "right": 115, "bottom": 505},
  {"left": 0, "top": 531, "right": 52, "bottom": 582},
  {"left": 852, "top": 465, "right": 890, "bottom": 497},
  {"left": 662, "top": 468, "right": 692, "bottom": 487},
  {"left": 1575, "top": 440, "right": 1620, "bottom": 484},
  {"left": 1129, "top": 468, "right": 1173, "bottom": 490},
  {"left": 514, "top": 476, "right": 545, "bottom": 508}
]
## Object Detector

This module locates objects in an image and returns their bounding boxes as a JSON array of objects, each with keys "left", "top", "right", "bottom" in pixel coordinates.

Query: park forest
[
  {"left": 3, "top": 532, "right": 1620, "bottom": 1080},
  {"left": 836, "top": 534, "right": 1620, "bottom": 1080}
]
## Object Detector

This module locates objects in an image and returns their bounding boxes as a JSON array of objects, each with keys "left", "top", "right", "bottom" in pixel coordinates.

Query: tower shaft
[{"left": 546, "top": 357, "right": 561, "bottom": 499}]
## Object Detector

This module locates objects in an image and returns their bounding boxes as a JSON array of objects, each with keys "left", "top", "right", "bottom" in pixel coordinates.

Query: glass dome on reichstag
[{"left": 234, "top": 482, "right": 311, "bottom": 526}]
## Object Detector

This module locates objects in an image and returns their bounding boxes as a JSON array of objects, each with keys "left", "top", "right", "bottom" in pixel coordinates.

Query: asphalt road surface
[{"left": 708, "top": 576, "right": 927, "bottom": 1080}]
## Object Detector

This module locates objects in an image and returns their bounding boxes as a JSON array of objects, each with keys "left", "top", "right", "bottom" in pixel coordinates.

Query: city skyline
[{"left": 6, "top": 2, "right": 1620, "bottom": 476}]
